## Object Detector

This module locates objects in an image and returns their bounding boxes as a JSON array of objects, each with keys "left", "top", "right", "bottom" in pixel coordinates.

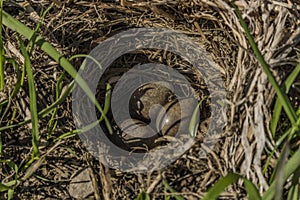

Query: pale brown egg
[
  {"left": 129, "top": 82, "right": 174, "bottom": 122},
  {"left": 156, "top": 97, "right": 198, "bottom": 136},
  {"left": 119, "top": 119, "right": 160, "bottom": 150}
]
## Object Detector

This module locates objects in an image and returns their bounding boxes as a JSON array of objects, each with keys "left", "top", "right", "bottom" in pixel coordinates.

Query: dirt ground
[{"left": 0, "top": 0, "right": 300, "bottom": 199}]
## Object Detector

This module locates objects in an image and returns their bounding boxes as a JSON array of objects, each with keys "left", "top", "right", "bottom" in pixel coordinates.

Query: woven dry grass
[{"left": 0, "top": 0, "right": 299, "bottom": 199}]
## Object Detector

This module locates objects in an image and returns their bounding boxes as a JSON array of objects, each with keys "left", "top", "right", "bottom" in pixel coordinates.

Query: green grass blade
[
  {"left": 273, "top": 142, "right": 290, "bottom": 200},
  {"left": 135, "top": 191, "right": 151, "bottom": 200},
  {"left": 39, "top": 81, "right": 74, "bottom": 118},
  {"left": 2, "top": 10, "right": 112, "bottom": 134},
  {"left": 262, "top": 146, "right": 300, "bottom": 200},
  {"left": 22, "top": 156, "right": 45, "bottom": 179},
  {"left": 202, "top": 173, "right": 261, "bottom": 200},
  {"left": 7, "top": 160, "right": 19, "bottom": 173},
  {"left": 287, "top": 166, "right": 300, "bottom": 200},
  {"left": 189, "top": 97, "right": 207, "bottom": 137},
  {"left": 263, "top": 127, "right": 292, "bottom": 174},
  {"left": 0, "top": 0, "right": 5, "bottom": 91},
  {"left": 0, "top": 180, "right": 19, "bottom": 188},
  {"left": 47, "top": 73, "right": 64, "bottom": 138},
  {"left": 7, "top": 189, "right": 14, "bottom": 200},
  {"left": 270, "top": 63, "right": 300, "bottom": 136},
  {"left": 0, "top": 132, "right": 2, "bottom": 154},
  {"left": 232, "top": 2, "right": 297, "bottom": 127},
  {"left": 0, "top": 81, "right": 75, "bottom": 132},
  {"left": 0, "top": 183, "right": 11, "bottom": 192},
  {"left": 53, "top": 130, "right": 80, "bottom": 142},
  {"left": 6, "top": 58, "right": 23, "bottom": 98},
  {"left": 162, "top": 179, "right": 184, "bottom": 200},
  {"left": 68, "top": 54, "right": 103, "bottom": 70},
  {"left": 19, "top": 38, "right": 40, "bottom": 158},
  {"left": 202, "top": 173, "right": 240, "bottom": 200},
  {"left": 0, "top": 179, "right": 19, "bottom": 194},
  {"left": 35, "top": 4, "right": 53, "bottom": 33},
  {"left": 244, "top": 179, "right": 262, "bottom": 200},
  {"left": 27, "top": 4, "right": 53, "bottom": 56},
  {"left": 101, "top": 83, "right": 111, "bottom": 121},
  {"left": 52, "top": 84, "right": 112, "bottom": 142},
  {"left": 54, "top": 85, "right": 111, "bottom": 142},
  {"left": 69, "top": 54, "right": 112, "bottom": 130}
]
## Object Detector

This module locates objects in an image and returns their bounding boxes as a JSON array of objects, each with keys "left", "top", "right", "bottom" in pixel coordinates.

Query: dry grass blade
[
  {"left": 232, "top": 2, "right": 297, "bottom": 125},
  {"left": 99, "top": 162, "right": 112, "bottom": 200}
]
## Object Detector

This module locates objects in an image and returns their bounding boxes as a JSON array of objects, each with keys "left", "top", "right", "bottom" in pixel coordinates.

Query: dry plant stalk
[{"left": 209, "top": 0, "right": 300, "bottom": 193}]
